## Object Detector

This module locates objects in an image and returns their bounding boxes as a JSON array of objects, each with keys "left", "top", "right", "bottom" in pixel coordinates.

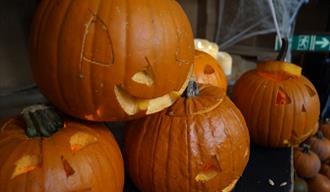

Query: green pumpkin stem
[
  {"left": 183, "top": 80, "right": 199, "bottom": 98},
  {"left": 316, "top": 130, "right": 324, "bottom": 139},
  {"left": 276, "top": 38, "right": 289, "bottom": 61},
  {"left": 22, "top": 105, "right": 64, "bottom": 138},
  {"left": 301, "top": 143, "right": 311, "bottom": 153}
]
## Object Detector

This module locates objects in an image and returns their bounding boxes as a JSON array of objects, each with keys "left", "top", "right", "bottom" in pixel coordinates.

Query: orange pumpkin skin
[
  {"left": 320, "top": 164, "right": 330, "bottom": 179},
  {"left": 193, "top": 50, "right": 227, "bottom": 91},
  {"left": 308, "top": 133, "right": 330, "bottom": 162},
  {"left": 232, "top": 63, "right": 320, "bottom": 148},
  {"left": 307, "top": 173, "right": 330, "bottom": 192},
  {"left": 0, "top": 118, "right": 124, "bottom": 192},
  {"left": 30, "top": 0, "right": 194, "bottom": 121},
  {"left": 320, "top": 122, "right": 330, "bottom": 140},
  {"left": 125, "top": 85, "right": 250, "bottom": 192},
  {"left": 294, "top": 146, "right": 321, "bottom": 178}
]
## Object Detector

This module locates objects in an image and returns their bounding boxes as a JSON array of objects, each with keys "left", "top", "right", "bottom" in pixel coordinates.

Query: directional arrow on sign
[{"left": 315, "top": 37, "right": 330, "bottom": 48}]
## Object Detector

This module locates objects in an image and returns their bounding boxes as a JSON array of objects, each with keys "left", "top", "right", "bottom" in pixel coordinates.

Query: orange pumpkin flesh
[
  {"left": 0, "top": 106, "right": 124, "bottom": 192},
  {"left": 30, "top": 0, "right": 194, "bottom": 121},
  {"left": 193, "top": 50, "right": 227, "bottom": 91},
  {"left": 232, "top": 39, "right": 320, "bottom": 148},
  {"left": 125, "top": 83, "right": 250, "bottom": 192}
]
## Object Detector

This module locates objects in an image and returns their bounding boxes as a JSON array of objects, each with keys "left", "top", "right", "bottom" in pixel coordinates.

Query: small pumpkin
[
  {"left": 294, "top": 175, "right": 308, "bottom": 192},
  {"left": 320, "top": 164, "right": 330, "bottom": 179},
  {"left": 294, "top": 144, "right": 321, "bottom": 178},
  {"left": 320, "top": 120, "right": 330, "bottom": 140},
  {"left": 307, "top": 173, "right": 330, "bottom": 192},
  {"left": 308, "top": 131, "right": 330, "bottom": 162},
  {"left": 30, "top": 0, "right": 194, "bottom": 121},
  {"left": 0, "top": 105, "right": 124, "bottom": 191},
  {"left": 232, "top": 39, "right": 320, "bottom": 147},
  {"left": 125, "top": 82, "right": 250, "bottom": 192},
  {"left": 193, "top": 50, "right": 227, "bottom": 91}
]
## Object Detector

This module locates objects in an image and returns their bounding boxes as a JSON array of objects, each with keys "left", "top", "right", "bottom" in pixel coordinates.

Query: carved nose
[{"left": 131, "top": 68, "right": 154, "bottom": 87}]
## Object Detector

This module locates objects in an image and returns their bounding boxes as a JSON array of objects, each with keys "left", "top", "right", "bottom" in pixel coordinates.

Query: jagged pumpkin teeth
[
  {"left": 70, "top": 132, "right": 98, "bottom": 153},
  {"left": 11, "top": 155, "right": 39, "bottom": 179}
]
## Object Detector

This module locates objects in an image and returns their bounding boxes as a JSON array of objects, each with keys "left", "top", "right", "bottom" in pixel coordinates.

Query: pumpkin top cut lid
[{"left": 166, "top": 84, "right": 226, "bottom": 116}]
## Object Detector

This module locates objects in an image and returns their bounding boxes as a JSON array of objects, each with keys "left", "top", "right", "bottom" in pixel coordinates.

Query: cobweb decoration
[{"left": 215, "top": 0, "right": 309, "bottom": 49}]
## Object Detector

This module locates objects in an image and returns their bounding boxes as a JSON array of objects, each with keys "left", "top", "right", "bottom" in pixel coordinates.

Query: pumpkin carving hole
[
  {"left": 302, "top": 104, "right": 307, "bottom": 112},
  {"left": 61, "top": 156, "right": 75, "bottom": 177},
  {"left": 70, "top": 132, "right": 98, "bottom": 153},
  {"left": 204, "top": 64, "right": 215, "bottom": 74},
  {"left": 305, "top": 85, "right": 316, "bottom": 97},
  {"left": 195, "top": 163, "right": 219, "bottom": 182},
  {"left": 131, "top": 69, "right": 154, "bottom": 87},
  {"left": 11, "top": 155, "right": 39, "bottom": 179},
  {"left": 276, "top": 87, "right": 291, "bottom": 105}
]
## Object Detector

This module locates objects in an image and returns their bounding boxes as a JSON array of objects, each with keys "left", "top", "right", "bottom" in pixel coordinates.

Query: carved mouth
[{"left": 114, "top": 66, "right": 192, "bottom": 116}]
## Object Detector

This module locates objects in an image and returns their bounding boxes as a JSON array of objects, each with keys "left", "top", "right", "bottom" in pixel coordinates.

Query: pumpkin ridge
[
  {"left": 57, "top": 0, "right": 77, "bottom": 112},
  {"left": 248, "top": 78, "right": 267, "bottom": 143}
]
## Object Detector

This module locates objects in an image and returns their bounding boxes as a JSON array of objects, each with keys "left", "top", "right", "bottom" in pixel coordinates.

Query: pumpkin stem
[
  {"left": 301, "top": 143, "right": 311, "bottom": 153},
  {"left": 183, "top": 80, "right": 199, "bottom": 97},
  {"left": 316, "top": 130, "right": 324, "bottom": 139},
  {"left": 21, "top": 105, "right": 64, "bottom": 138},
  {"left": 276, "top": 38, "right": 289, "bottom": 61}
]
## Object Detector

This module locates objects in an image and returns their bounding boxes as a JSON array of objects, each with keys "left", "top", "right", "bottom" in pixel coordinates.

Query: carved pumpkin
[
  {"left": 0, "top": 105, "right": 124, "bottom": 191},
  {"left": 308, "top": 131, "right": 330, "bottom": 162},
  {"left": 193, "top": 50, "right": 227, "bottom": 91},
  {"left": 307, "top": 173, "right": 330, "bottom": 192},
  {"left": 232, "top": 39, "right": 320, "bottom": 147},
  {"left": 294, "top": 144, "right": 321, "bottom": 178},
  {"left": 125, "top": 82, "right": 250, "bottom": 192},
  {"left": 30, "top": 0, "right": 194, "bottom": 121}
]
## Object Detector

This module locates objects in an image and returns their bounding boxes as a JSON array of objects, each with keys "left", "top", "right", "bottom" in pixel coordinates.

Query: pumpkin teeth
[
  {"left": 11, "top": 155, "right": 39, "bottom": 179},
  {"left": 114, "top": 65, "right": 192, "bottom": 115},
  {"left": 70, "top": 132, "right": 98, "bottom": 153}
]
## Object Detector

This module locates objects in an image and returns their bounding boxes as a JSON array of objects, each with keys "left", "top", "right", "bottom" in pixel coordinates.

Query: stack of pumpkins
[
  {"left": 293, "top": 121, "right": 330, "bottom": 192},
  {"left": 232, "top": 38, "right": 330, "bottom": 191},
  {"left": 0, "top": 0, "right": 250, "bottom": 191}
]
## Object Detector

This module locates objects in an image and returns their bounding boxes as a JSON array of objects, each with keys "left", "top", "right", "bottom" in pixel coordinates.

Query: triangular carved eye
[
  {"left": 276, "top": 87, "right": 291, "bottom": 105},
  {"left": 81, "top": 14, "right": 114, "bottom": 67},
  {"left": 305, "top": 84, "right": 316, "bottom": 97},
  {"left": 204, "top": 64, "right": 215, "bottom": 74},
  {"left": 302, "top": 104, "right": 307, "bottom": 112}
]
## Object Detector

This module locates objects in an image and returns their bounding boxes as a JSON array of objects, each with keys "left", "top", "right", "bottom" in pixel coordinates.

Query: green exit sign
[{"left": 275, "top": 35, "right": 330, "bottom": 52}]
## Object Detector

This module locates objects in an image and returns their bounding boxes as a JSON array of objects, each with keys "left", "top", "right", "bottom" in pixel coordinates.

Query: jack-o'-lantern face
[{"left": 30, "top": 0, "right": 194, "bottom": 121}]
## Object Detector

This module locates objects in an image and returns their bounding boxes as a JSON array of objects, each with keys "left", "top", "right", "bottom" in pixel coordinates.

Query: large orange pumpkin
[
  {"left": 0, "top": 105, "right": 124, "bottom": 191},
  {"left": 232, "top": 39, "right": 320, "bottom": 147},
  {"left": 30, "top": 0, "right": 194, "bottom": 121},
  {"left": 193, "top": 50, "right": 227, "bottom": 91},
  {"left": 125, "top": 82, "right": 250, "bottom": 192}
]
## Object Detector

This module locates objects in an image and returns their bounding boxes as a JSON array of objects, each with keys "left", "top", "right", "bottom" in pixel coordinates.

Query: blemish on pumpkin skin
[
  {"left": 11, "top": 155, "right": 40, "bottom": 179},
  {"left": 61, "top": 156, "right": 75, "bottom": 177}
]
